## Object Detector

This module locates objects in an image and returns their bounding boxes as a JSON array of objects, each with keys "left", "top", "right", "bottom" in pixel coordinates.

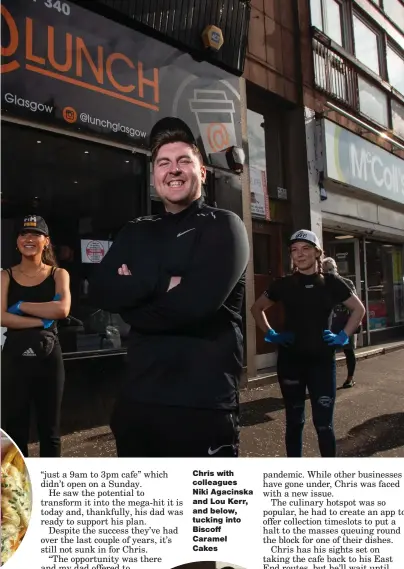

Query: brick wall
[{"left": 244, "top": 0, "right": 299, "bottom": 103}]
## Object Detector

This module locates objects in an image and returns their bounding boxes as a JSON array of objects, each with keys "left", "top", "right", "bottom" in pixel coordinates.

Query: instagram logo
[{"left": 63, "top": 106, "right": 77, "bottom": 123}]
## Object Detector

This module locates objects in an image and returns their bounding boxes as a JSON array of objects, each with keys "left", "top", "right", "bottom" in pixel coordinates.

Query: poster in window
[
  {"left": 81, "top": 240, "right": 112, "bottom": 264},
  {"left": 250, "top": 167, "right": 270, "bottom": 221}
]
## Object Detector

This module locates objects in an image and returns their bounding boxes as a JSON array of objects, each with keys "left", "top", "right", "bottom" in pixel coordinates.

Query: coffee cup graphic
[{"left": 189, "top": 89, "right": 237, "bottom": 155}]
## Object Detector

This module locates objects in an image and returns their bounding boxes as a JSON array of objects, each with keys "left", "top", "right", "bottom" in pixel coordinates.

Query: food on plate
[{"left": 1, "top": 443, "right": 31, "bottom": 565}]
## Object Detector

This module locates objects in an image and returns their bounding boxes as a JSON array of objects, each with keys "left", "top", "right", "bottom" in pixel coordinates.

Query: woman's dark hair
[
  {"left": 42, "top": 240, "right": 58, "bottom": 267},
  {"left": 151, "top": 129, "right": 203, "bottom": 164}
]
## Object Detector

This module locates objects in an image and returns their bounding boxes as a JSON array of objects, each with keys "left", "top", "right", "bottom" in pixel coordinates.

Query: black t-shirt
[{"left": 264, "top": 272, "right": 352, "bottom": 355}]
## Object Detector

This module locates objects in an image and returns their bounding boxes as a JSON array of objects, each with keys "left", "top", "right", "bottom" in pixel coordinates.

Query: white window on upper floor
[
  {"left": 353, "top": 14, "right": 382, "bottom": 75},
  {"left": 310, "top": 0, "right": 344, "bottom": 46},
  {"left": 358, "top": 76, "right": 389, "bottom": 126},
  {"left": 387, "top": 45, "right": 404, "bottom": 94},
  {"left": 392, "top": 99, "right": 404, "bottom": 138},
  {"left": 383, "top": 0, "right": 404, "bottom": 32}
]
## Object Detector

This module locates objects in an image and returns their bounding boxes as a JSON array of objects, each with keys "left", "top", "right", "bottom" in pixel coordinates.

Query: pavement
[{"left": 28, "top": 348, "right": 404, "bottom": 458}]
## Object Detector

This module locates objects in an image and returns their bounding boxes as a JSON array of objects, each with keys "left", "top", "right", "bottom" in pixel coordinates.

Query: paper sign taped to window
[
  {"left": 81, "top": 240, "right": 112, "bottom": 263},
  {"left": 250, "top": 167, "right": 270, "bottom": 220}
]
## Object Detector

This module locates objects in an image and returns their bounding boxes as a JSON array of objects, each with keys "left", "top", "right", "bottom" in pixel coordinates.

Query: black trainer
[{"left": 343, "top": 378, "right": 355, "bottom": 388}]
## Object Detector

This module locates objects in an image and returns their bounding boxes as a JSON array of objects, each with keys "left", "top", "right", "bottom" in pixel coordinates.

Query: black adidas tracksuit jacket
[{"left": 90, "top": 197, "right": 250, "bottom": 410}]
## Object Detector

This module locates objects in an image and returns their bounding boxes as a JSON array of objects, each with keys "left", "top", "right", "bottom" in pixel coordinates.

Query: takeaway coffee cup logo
[{"left": 189, "top": 89, "right": 237, "bottom": 155}]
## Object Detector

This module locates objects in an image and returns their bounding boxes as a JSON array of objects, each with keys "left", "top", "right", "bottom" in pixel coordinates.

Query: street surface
[{"left": 29, "top": 350, "right": 404, "bottom": 458}]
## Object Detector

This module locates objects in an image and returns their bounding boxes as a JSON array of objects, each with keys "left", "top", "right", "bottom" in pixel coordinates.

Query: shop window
[
  {"left": 353, "top": 15, "right": 381, "bottom": 76},
  {"left": 358, "top": 76, "right": 389, "bottom": 126},
  {"left": 392, "top": 99, "right": 404, "bottom": 138},
  {"left": 383, "top": 0, "right": 404, "bottom": 31},
  {"left": 311, "top": 0, "right": 344, "bottom": 46},
  {"left": 387, "top": 45, "right": 404, "bottom": 94},
  {"left": 1, "top": 123, "right": 148, "bottom": 356},
  {"left": 366, "top": 241, "right": 404, "bottom": 330},
  {"left": 247, "top": 109, "right": 270, "bottom": 221}
]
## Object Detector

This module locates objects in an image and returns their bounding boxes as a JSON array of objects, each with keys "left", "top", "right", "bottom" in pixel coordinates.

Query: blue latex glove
[
  {"left": 8, "top": 301, "right": 23, "bottom": 315},
  {"left": 265, "top": 329, "right": 295, "bottom": 347},
  {"left": 323, "top": 329, "right": 349, "bottom": 346},
  {"left": 42, "top": 295, "right": 60, "bottom": 328},
  {"left": 8, "top": 294, "right": 60, "bottom": 316}
]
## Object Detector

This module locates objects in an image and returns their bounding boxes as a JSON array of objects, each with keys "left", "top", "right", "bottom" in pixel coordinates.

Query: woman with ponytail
[
  {"left": 251, "top": 229, "right": 365, "bottom": 457},
  {"left": 1, "top": 215, "right": 71, "bottom": 457}
]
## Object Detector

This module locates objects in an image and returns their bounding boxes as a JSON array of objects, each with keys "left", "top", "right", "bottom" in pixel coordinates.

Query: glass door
[
  {"left": 325, "top": 238, "right": 364, "bottom": 345},
  {"left": 326, "top": 238, "right": 362, "bottom": 296}
]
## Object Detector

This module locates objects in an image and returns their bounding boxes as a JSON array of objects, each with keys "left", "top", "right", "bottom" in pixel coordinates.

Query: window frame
[
  {"left": 311, "top": 0, "right": 404, "bottom": 139},
  {"left": 386, "top": 41, "right": 404, "bottom": 95},
  {"left": 381, "top": 0, "right": 404, "bottom": 34},
  {"left": 314, "top": 0, "right": 348, "bottom": 48},
  {"left": 352, "top": 10, "right": 386, "bottom": 78}
]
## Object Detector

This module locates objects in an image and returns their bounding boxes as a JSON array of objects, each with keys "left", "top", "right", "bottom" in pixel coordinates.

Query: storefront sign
[
  {"left": 81, "top": 239, "right": 112, "bottom": 264},
  {"left": 323, "top": 119, "right": 404, "bottom": 205},
  {"left": 1, "top": 0, "right": 241, "bottom": 163},
  {"left": 250, "top": 167, "right": 270, "bottom": 220}
]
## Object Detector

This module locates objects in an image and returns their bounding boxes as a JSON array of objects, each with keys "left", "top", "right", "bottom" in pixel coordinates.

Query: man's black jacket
[{"left": 90, "top": 198, "right": 250, "bottom": 410}]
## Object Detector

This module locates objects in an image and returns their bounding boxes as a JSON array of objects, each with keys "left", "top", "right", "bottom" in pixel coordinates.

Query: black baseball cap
[
  {"left": 19, "top": 215, "right": 49, "bottom": 236},
  {"left": 149, "top": 117, "right": 197, "bottom": 148}
]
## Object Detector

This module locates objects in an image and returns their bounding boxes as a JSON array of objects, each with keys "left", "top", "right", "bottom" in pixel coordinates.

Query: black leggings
[
  {"left": 110, "top": 399, "right": 239, "bottom": 458},
  {"left": 277, "top": 349, "right": 337, "bottom": 458},
  {"left": 344, "top": 348, "right": 356, "bottom": 377},
  {"left": 1, "top": 343, "right": 65, "bottom": 457}
]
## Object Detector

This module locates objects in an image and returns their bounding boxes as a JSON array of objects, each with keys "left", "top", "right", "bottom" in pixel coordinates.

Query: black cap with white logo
[
  {"left": 149, "top": 117, "right": 197, "bottom": 148},
  {"left": 19, "top": 215, "right": 49, "bottom": 236},
  {"left": 289, "top": 229, "right": 321, "bottom": 248}
]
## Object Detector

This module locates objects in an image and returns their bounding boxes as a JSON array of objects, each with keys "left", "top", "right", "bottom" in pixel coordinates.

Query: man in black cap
[{"left": 90, "top": 117, "right": 249, "bottom": 457}]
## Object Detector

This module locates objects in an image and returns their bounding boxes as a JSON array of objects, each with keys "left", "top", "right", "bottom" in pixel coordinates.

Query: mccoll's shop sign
[{"left": 323, "top": 119, "right": 404, "bottom": 206}]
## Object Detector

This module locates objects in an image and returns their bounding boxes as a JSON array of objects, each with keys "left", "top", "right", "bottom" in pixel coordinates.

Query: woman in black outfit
[
  {"left": 251, "top": 229, "right": 365, "bottom": 458},
  {"left": 1, "top": 215, "right": 71, "bottom": 457}
]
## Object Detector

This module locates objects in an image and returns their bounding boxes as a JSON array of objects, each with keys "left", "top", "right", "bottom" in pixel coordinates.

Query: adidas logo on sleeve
[{"left": 22, "top": 348, "right": 36, "bottom": 357}]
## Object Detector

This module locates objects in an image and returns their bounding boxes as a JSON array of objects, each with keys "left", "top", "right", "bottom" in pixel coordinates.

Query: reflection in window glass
[
  {"left": 353, "top": 15, "right": 380, "bottom": 75},
  {"left": 366, "top": 242, "right": 404, "bottom": 329},
  {"left": 387, "top": 46, "right": 404, "bottom": 94},
  {"left": 247, "top": 109, "right": 269, "bottom": 220},
  {"left": 1, "top": 123, "right": 146, "bottom": 354},
  {"left": 247, "top": 109, "right": 266, "bottom": 171},
  {"left": 310, "top": 0, "right": 323, "bottom": 28},
  {"left": 309, "top": 0, "right": 343, "bottom": 45},
  {"left": 392, "top": 99, "right": 404, "bottom": 139},
  {"left": 324, "top": 0, "right": 343, "bottom": 45},
  {"left": 384, "top": 0, "right": 404, "bottom": 31},
  {"left": 358, "top": 76, "right": 388, "bottom": 126}
]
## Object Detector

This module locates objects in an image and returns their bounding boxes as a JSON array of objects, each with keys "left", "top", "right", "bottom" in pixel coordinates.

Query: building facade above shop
[{"left": 73, "top": 0, "right": 251, "bottom": 76}]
